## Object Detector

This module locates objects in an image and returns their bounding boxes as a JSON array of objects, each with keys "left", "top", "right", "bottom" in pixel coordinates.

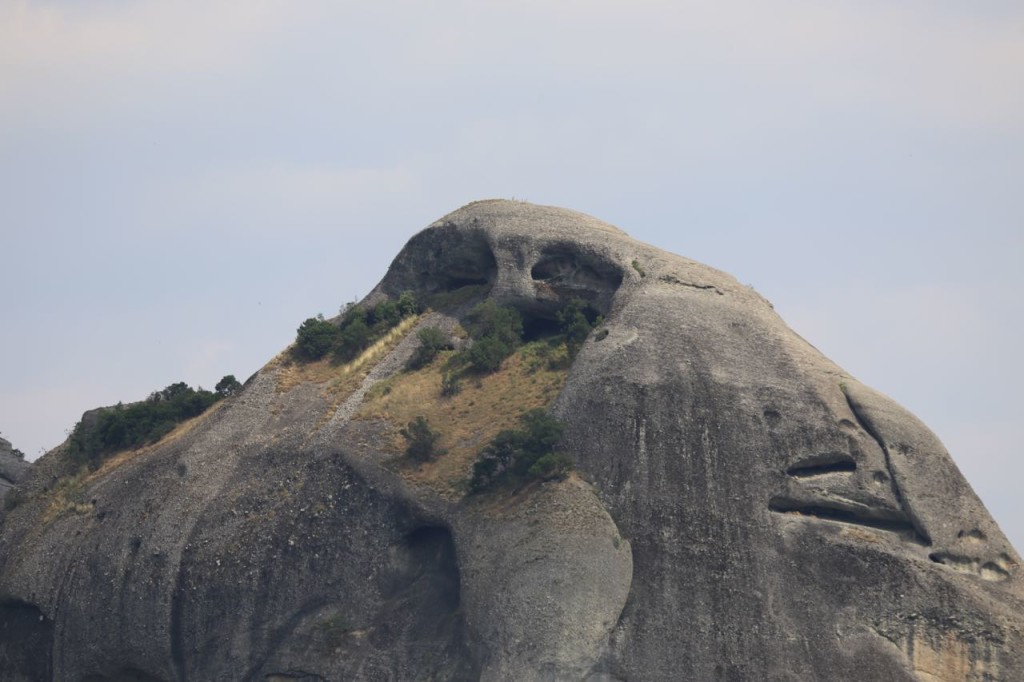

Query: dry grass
[
  {"left": 356, "top": 340, "right": 570, "bottom": 498},
  {"left": 38, "top": 401, "right": 229, "bottom": 523},
  {"left": 273, "top": 315, "right": 421, "bottom": 397},
  {"left": 41, "top": 470, "right": 91, "bottom": 524},
  {"left": 86, "top": 400, "right": 227, "bottom": 482}
]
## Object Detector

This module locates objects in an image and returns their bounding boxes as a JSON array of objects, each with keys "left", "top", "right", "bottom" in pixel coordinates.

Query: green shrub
[
  {"left": 527, "top": 452, "right": 574, "bottom": 480},
  {"left": 464, "top": 336, "right": 513, "bottom": 373},
  {"left": 469, "top": 409, "right": 570, "bottom": 492},
  {"left": 397, "top": 290, "right": 419, "bottom": 317},
  {"left": 407, "top": 327, "right": 450, "bottom": 370},
  {"left": 557, "top": 298, "right": 600, "bottom": 359},
  {"left": 294, "top": 315, "right": 340, "bottom": 361},
  {"left": 400, "top": 416, "right": 446, "bottom": 462},
  {"left": 215, "top": 374, "right": 242, "bottom": 397},
  {"left": 68, "top": 381, "right": 223, "bottom": 469},
  {"left": 293, "top": 291, "right": 419, "bottom": 365},
  {"left": 451, "top": 300, "right": 523, "bottom": 374},
  {"left": 333, "top": 311, "right": 372, "bottom": 362},
  {"left": 441, "top": 372, "right": 461, "bottom": 397}
]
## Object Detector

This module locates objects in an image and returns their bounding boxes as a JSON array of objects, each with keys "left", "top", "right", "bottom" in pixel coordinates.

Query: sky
[{"left": 1, "top": 1, "right": 1021, "bottom": 550}]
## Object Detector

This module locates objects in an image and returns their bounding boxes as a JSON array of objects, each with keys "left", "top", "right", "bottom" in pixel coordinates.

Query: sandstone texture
[{"left": 1, "top": 200, "right": 1020, "bottom": 681}]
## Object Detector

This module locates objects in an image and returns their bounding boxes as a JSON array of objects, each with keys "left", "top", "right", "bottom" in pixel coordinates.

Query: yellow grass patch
[
  {"left": 273, "top": 315, "right": 421, "bottom": 398},
  {"left": 356, "top": 340, "right": 570, "bottom": 498},
  {"left": 40, "top": 470, "right": 91, "bottom": 525},
  {"left": 38, "top": 401, "right": 229, "bottom": 524}
]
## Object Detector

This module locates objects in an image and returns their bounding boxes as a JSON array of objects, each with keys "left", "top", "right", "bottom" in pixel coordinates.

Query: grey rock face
[
  {"left": 0, "top": 436, "right": 28, "bottom": 506},
  {"left": 1, "top": 200, "right": 1020, "bottom": 681}
]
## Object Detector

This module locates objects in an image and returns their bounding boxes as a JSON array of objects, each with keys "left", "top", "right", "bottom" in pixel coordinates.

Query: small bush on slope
[{"left": 469, "top": 409, "right": 571, "bottom": 492}]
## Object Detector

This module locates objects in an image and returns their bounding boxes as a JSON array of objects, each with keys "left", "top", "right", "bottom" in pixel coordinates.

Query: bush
[
  {"left": 441, "top": 372, "right": 461, "bottom": 396},
  {"left": 400, "top": 416, "right": 446, "bottom": 462},
  {"left": 464, "top": 336, "right": 513, "bottom": 374},
  {"left": 557, "top": 298, "right": 602, "bottom": 359},
  {"left": 469, "top": 409, "right": 570, "bottom": 492},
  {"left": 68, "top": 381, "right": 223, "bottom": 469},
  {"left": 294, "top": 315, "right": 339, "bottom": 361},
  {"left": 293, "top": 291, "right": 420, "bottom": 365},
  {"left": 215, "top": 374, "right": 242, "bottom": 397},
  {"left": 451, "top": 300, "right": 523, "bottom": 374},
  {"left": 527, "top": 452, "right": 574, "bottom": 480},
  {"left": 333, "top": 311, "right": 371, "bottom": 362},
  {"left": 407, "top": 327, "right": 450, "bottom": 370},
  {"left": 397, "top": 290, "right": 419, "bottom": 317}
]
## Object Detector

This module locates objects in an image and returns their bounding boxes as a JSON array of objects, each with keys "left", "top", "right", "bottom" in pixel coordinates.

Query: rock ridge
[{"left": 0, "top": 200, "right": 1020, "bottom": 681}]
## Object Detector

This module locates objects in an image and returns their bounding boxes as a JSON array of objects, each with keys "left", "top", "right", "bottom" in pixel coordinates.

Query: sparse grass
[
  {"left": 41, "top": 469, "right": 91, "bottom": 524},
  {"left": 86, "top": 401, "right": 226, "bottom": 482},
  {"left": 33, "top": 401, "right": 229, "bottom": 525},
  {"left": 274, "top": 315, "right": 421, "bottom": 396},
  {"left": 355, "top": 339, "right": 570, "bottom": 498}
]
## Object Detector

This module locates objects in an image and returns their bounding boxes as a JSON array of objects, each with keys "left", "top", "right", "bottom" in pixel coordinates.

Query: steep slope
[{"left": 1, "top": 200, "right": 1020, "bottom": 681}]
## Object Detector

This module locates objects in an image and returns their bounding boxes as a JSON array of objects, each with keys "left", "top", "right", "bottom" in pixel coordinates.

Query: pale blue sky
[{"left": 1, "top": 1, "right": 1022, "bottom": 549}]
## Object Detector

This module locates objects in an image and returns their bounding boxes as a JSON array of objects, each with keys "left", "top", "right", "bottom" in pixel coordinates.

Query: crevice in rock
[
  {"left": 928, "top": 551, "right": 1011, "bottom": 582},
  {"left": 840, "top": 387, "right": 932, "bottom": 546},
  {"left": 657, "top": 274, "right": 724, "bottom": 295},
  {"left": 81, "top": 668, "right": 168, "bottom": 682},
  {"left": 785, "top": 453, "right": 857, "bottom": 477},
  {"left": 264, "top": 671, "right": 326, "bottom": 681},
  {"left": 769, "top": 496, "right": 920, "bottom": 536}
]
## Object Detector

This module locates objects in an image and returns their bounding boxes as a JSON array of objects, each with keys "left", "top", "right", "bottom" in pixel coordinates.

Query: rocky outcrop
[
  {"left": 0, "top": 200, "right": 1020, "bottom": 681},
  {"left": 0, "top": 436, "right": 28, "bottom": 507}
]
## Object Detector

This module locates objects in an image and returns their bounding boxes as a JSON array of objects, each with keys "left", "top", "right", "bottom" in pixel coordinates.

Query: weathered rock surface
[
  {"left": 1, "top": 200, "right": 1021, "bottom": 681},
  {"left": 0, "top": 436, "right": 28, "bottom": 506}
]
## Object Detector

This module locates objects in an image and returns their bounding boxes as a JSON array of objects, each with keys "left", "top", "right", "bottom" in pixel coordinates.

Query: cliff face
[
  {"left": 1, "top": 200, "right": 1020, "bottom": 681},
  {"left": 0, "top": 436, "right": 28, "bottom": 507}
]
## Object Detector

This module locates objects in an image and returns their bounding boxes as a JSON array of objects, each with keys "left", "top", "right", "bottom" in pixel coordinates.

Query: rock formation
[
  {"left": 0, "top": 436, "right": 28, "bottom": 507},
  {"left": 0, "top": 200, "right": 1020, "bottom": 681}
]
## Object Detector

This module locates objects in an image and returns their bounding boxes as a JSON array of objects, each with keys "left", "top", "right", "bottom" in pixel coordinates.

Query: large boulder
[{"left": 0, "top": 200, "right": 1020, "bottom": 681}]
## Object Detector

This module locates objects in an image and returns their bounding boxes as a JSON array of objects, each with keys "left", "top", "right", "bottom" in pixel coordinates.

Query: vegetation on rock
[
  {"left": 292, "top": 291, "right": 419, "bottom": 363},
  {"left": 67, "top": 379, "right": 235, "bottom": 469},
  {"left": 453, "top": 299, "right": 524, "bottom": 374},
  {"left": 557, "top": 298, "right": 603, "bottom": 359},
  {"left": 406, "top": 327, "right": 451, "bottom": 371},
  {"left": 469, "top": 409, "right": 572, "bottom": 492},
  {"left": 400, "top": 416, "right": 446, "bottom": 462},
  {"left": 215, "top": 374, "right": 242, "bottom": 397}
]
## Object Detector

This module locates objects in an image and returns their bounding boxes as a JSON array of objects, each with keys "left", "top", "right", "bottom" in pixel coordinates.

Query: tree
[
  {"left": 469, "top": 409, "right": 570, "bottom": 492},
  {"left": 397, "top": 290, "right": 419, "bottom": 317},
  {"left": 215, "top": 375, "right": 242, "bottom": 397},
  {"left": 334, "top": 313, "right": 371, "bottom": 362},
  {"left": 400, "top": 416, "right": 446, "bottom": 462},
  {"left": 294, "top": 315, "right": 340, "bottom": 361},
  {"left": 456, "top": 300, "right": 523, "bottom": 374},
  {"left": 558, "top": 298, "right": 599, "bottom": 359}
]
